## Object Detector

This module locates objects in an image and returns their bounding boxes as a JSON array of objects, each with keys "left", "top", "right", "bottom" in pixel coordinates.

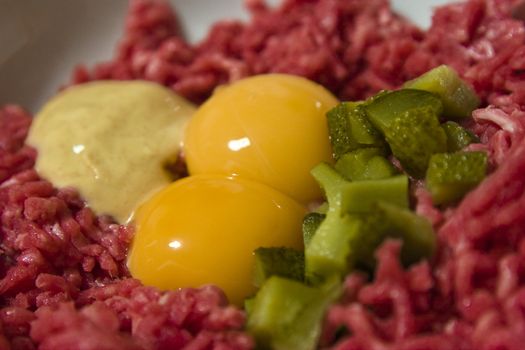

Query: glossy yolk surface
[
  {"left": 128, "top": 174, "right": 307, "bottom": 305},
  {"left": 183, "top": 74, "right": 338, "bottom": 204}
]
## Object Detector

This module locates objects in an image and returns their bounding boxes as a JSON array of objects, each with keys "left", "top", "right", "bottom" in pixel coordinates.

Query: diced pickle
[
  {"left": 310, "top": 162, "right": 348, "bottom": 210},
  {"left": 442, "top": 121, "right": 479, "bottom": 152},
  {"left": 247, "top": 276, "right": 338, "bottom": 350},
  {"left": 366, "top": 156, "right": 399, "bottom": 180},
  {"left": 426, "top": 151, "right": 488, "bottom": 205},
  {"left": 326, "top": 102, "right": 386, "bottom": 160},
  {"left": 347, "top": 105, "right": 386, "bottom": 147},
  {"left": 307, "top": 163, "right": 362, "bottom": 283},
  {"left": 365, "top": 201, "right": 436, "bottom": 267},
  {"left": 302, "top": 212, "right": 325, "bottom": 248},
  {"left": 335, "top": 148, "right": 396, "bottom": 181},
  {"left": 245, "top": 297, "right": 255, "bottom": 316},
  {"left": 326, "top": 103, "right": 358, "bottom": 160},
  {"left": 253, "top": 247, "right": 305, "bottom": 287},
  {"left": 305, "top": 213, "right": 362, "bottom": 284},
  {"left": 364, "top": 89, "right": 443, "bottom": 131},
  {"left": 341, "top": 175, "right": 409, "bottom": 214},
  {"left": 383, "top": 106, "right": 448, "bottom": 178},
  {"left": 404, "top": 65, "right": 480, "bottom": 119}
]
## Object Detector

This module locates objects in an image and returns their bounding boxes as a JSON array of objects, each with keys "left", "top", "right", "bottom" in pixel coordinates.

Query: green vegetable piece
[
  {"left": 302, "top": 212, "right": 325, "bottom": 248},
  {"left": 306, "top": 163, "right": 363, "bottom": 283},
  {"left": 364, "top": 89, "right": 443, "bottom": 132},
  {"left": 356, "top": 201, "right": 436, "bottom": 268},
  {"left": 335, "top": 148, "right": 397, "bottom": 181},
  {"left": 310, "top": 162, "right": 348, "bottom": 211},
  {"left": 305, "top": 213, "right": 362, "bottom": 284},
  {"left": 348, "top": 105, "right": 386, "bottom": 147},
  {"left": 366, "top": 156, "right": 399, "bottom": 180},
  {"left": 442, "top": 121, "right": 479, "bottom": 152},
  {"left": 341, "top": 175, "right": 409, "bottom": 214},
  {"left": 426, "top": 151, "right": 488, "bottom": 205},
  {"left": 327, "top": 103, "right": 358, "bottom": 160},
  {"left": 247, "top": 276, "right": 338, "bottom": 350},
  {"left": 253, "top": 247, "right": 305, "bottom": 287},
  {"left": 383, "top": 106, "right": 448, "bottom": 178},
  {"left": 326, "top": 102, "right": 386, "bottom": 160},
  {"left": 404, "top": 65, "right": 480, "bottom": 119},
  {"left": 245, "top": 297, "right": 255, "bottom": 316}
]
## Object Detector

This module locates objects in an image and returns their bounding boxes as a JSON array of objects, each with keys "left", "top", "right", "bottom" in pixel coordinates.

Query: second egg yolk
[
  {"left": 128, "top": 174, "right": 306, "bottom": 306},
  {"left": 183, "top": 74, "right": 338, "bottom": 204}
]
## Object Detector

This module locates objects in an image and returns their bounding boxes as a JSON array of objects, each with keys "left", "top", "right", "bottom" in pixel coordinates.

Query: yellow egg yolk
[
  {"left": 183, "top": 74, "right": 338, "bottom": 204},
  {"left": 128, "top": 174, "right": 306, "bottom": 305}
]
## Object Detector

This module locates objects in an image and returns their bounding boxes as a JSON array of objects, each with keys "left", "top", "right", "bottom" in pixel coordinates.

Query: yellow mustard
[{"left": 27, "top": 80, "right": 195, "bottom": 223}]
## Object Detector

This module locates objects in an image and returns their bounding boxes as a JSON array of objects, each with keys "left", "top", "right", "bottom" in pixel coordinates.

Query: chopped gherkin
[
  {"left": 335, "top": 148, "right": 396, "bottom": 181},
  {"left": 404, "top": 65, "right": 480, "bottom": 119},
  {"left": 426, "top": 151, "right": 488, "bottom": 205},
  {"left": 347, "top": 105, "right": 386, "bottom": 148},
  {"left": 247, "top": 276, "right": 339, "bottom": 350},
  {"left": 253, "top": 247, "right": 305, "bottom": 287},
  {"left": 383, "top": 106, "right": 448, "bottom": 178},
  {"left": 306, "top": 163, "right": 363, "bottom": 283},
  {"left": 327, "top": 103, "right": 357, "bottom": 160},
  {"left": 326, "top": 102, "right": 386, "bottom": 160},
  {"left": 442, "top": 121, "right": 479, "bottom": 152},
  {"left": 305, "top": 212, "right": 362, "bottom": 284},
  {"left": 341, "top": 175, "right": 409, "bottom": 214},
  {"left": 302, "top": 212, "right": 325, "bottom": 248},
  {"left": 364, "top": 89, "right": 443, "bottom": 131},
  {"left": 310, "top": 162, "right": 348, "bottom": 211},
  {"left": 355, "top": 201, "right": 436, "bottom": 269}
]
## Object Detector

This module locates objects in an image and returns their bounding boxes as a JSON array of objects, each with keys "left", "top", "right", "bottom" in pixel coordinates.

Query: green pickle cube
[
  {"left": 385, "top": 106, "right": 447, "bottom": 178},
  {"left": 442, "top": 121, "right": 479, "bottom": 152},
  {"left": 247, "top": 276, "right": 338, "bottom": 350},
  {"left": 326, "top": 102, "right": 386, "bottom": 160},
  {"left": 347, "top": 105, "right": 385, "bottom": 147},
  {"left": 306, "top": 163, "right": 361, "bottom": 282},
  {"left": 426, "top": 151, "right": 488, "bottom": 205},
  {"left": 253, "top": 247, "right": 305, "bottom": 287},
  {"left": 364, "top": 90, "right": 447, "bottom": 178},
  {"left": 364, "top": 89, "right": 443, "bottom": 131},
  {"left": 302, "top": 212, "right": 325, "bottom": 248},
  {"left": 326, "top": 103, "right": 358, "bottom": 160},
  {"left": 361, "top": 201, "right": 436, "bottom": 268},
  {"left": 404, "top": 65, "right": 480, "bottom": 119},
  {"left": 305, "top": 212, "right": 362, "bottom": 284},
  {"left": 335, "top": 148, "right": 397, "bottom": 181},
  {"left": 341, "top": 175, "right": 409, "bottom": 214}
]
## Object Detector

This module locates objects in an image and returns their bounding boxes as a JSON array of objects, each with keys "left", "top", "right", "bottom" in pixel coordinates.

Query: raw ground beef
[{"left": 2, "top": 0, "right": 525, "bottom": 349}]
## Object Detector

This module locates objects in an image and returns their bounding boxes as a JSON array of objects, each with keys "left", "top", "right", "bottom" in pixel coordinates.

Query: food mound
[{"left": 1, "top": 0, "right": 525, "bottom": 349}]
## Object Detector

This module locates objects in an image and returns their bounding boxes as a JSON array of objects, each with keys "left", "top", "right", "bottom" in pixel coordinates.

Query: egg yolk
[
  {"left": 183, "top": 74, "right": 338, "bottom": 204},
  {"left": 128, "top": 174, "right": 306, "bottom": 305}
]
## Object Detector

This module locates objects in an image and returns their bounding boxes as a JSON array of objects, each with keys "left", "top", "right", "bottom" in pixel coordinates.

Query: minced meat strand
[{"left": 2, "top": 0, "right": 525, "bottom": 349}]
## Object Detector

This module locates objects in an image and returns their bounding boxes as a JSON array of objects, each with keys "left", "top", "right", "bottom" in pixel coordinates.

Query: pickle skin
[
  {"left": 326, "top": 102, "right": 386, "bottom": 160},
  {"left": 442, "top": 121, "right": 479, "bottom": 152},
  {"left": 335, "top": 148, "right": 397, "bottom": 181},
  {"left": 247, "top": 276, "right": 339, "bottom": 350},
  {"left": 253, "top": 247, "right": 305, "bottom": 287},
  {"left": 384, "top": 106, "right": 448, "bottom": 178},
  {"left": 404, "top": 65, "right": 480, "bottom": 119},
  {"left": 364, "top": 89, "right": 444, "bottom": 132},
  {"left": 341, "top": 175, "right": 409, "bottom": 214},
  {"left": 302, "top": 212, "right": 325, "bottom": 248},
  {"left": 327, "top": 103, "right": 358, "bottom": 160},
  {"left": 426, "top": 151, "right": 488, "bottom": 205}
]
